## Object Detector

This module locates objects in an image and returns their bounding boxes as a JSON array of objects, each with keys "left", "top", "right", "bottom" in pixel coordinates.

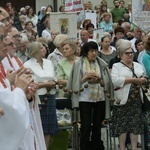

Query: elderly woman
[
  {"left": 111, "top": 39, "right": 147, "bottom": 150},
  {"left": 65, "top": 41, "right": 113, "bottom": 150},
  {"left": 57, "top": 40, "right": 78, "bottom": 97},
  {"left": 24, "top": 41, "right": 58, "bottom": 149}
]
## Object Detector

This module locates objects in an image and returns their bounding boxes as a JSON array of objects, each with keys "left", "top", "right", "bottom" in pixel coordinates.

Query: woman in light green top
[{"left": 57, "top": 40, "right": 78, "bottom": 97}]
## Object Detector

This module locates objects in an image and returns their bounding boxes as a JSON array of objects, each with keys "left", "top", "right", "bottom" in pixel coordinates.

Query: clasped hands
[
  {"left": 83, "top": 71, "right": 99, "bottom": 84},
  {"left": 134, "top": 77, "right": 148, "bottom": 85},
  {"left": 7, "top": 67, "right": 36, "bottom": 96}
]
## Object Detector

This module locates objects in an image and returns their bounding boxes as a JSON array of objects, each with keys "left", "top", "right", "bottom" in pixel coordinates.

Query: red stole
[
  {"left": 14, "top": 56, "right": 23, "bottom": 67},
  {"left": 0, "top": 71, "right": 7, "bottom": 88},
  {"left": 6, "top": 54, "right": 13, "bottom": 68},
  {"left": 0, "top": 62, "right": 6, "bottom": 77}
]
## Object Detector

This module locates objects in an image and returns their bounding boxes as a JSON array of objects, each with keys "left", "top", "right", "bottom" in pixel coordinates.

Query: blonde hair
[
  {"left": 53, "top": 34, "right": 68, "bottom": 48},
  {"left": 103, "top": 12, "right": 111, "bottom": 18},
  {"left": 61, "top": 39, "right": 77, "bottom": 52},
  {"left": 37, "top": 37, "right": 48, "bottom": 44},
  {"left": 28, "top": 41, "right": 42, "bottom": 57}
]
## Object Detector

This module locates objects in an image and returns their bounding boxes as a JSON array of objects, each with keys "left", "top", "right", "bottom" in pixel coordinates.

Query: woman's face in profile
[
  {"left": 87, "top": 49, "right": 98, "bottom": 61},
  {"left": 62, "top": 44, "right": 75, "bottom": 58}
]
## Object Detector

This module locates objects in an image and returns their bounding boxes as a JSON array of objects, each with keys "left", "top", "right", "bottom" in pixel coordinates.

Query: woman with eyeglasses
[{"left": 111, "top": 39, "right": 147, "bottom": 150}]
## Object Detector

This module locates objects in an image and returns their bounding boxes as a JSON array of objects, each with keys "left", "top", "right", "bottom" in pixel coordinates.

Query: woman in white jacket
[{"left": 111, "top": 39, "right": 147, "bottom": 150}]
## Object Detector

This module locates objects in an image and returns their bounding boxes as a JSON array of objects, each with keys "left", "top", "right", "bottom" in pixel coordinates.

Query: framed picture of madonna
[{"left": 50, "top": 12, "right": 77, "bottom": 39}]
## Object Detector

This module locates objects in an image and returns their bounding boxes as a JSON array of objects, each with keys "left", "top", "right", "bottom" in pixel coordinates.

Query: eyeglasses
[
  {"left": 12, "top": 34, "right": 22, "bottom": 39},
  {"left": 0, "top": 17, "right": 10, "bottom": 24},
  {"left": 124, "top": 51, "right": 134, "bottom": 56}
]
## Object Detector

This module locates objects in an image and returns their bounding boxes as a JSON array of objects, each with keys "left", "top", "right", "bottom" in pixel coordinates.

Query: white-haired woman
[
  {"left": 111, "top": 39, "right": 147, "bottom": 150},
  {"left": 57, "top": 39, "right": 79, "bottom": 97}
]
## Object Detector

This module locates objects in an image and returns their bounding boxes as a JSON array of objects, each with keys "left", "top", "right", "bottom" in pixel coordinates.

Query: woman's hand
[
  {"left": 47, "top": 80, "right": 56, "bottom": 88},
  {"left": 6, "top": 67, "right": 31, "bottom": 85},
  {"left": 134, "top": 77, "right": 147, "bottom": 85},
  {"left": 81, "top": 71, "right": 98, "bottom": 83},
  {"left": 26, "top": 82, "right": 38, "bottom": 100},
  {"left": 6, "top": 70, "right": 16, "bottom": 85},
  {"left": 14, "top": 73, "right": 34, "bottom": 92}
]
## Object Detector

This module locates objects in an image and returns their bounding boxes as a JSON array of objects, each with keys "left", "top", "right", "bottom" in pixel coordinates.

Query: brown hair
[{"left": 145, "top": 36, "right": 150, "bottom": 51}]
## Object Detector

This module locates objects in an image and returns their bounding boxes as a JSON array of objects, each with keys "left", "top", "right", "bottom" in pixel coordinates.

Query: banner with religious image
[
  {"left": 64, "top": 0, "right": 85, "bottom": 24},
  {"left": 132, "top": 0, "right": 150, "bottom": 33},
  {"left": 50, "top": 12, "right": 77, "bottom": 39},
  {"left": 64, "top": 0, "right": 84, "bottom": 11}
]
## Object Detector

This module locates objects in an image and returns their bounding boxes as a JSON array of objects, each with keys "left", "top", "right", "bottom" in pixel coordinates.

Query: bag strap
[
  {"left": 120, "top": 62, "right": 147, "bottom": 93},
  {"left": 120, "top": 62, "right": 138, "bottom": 78}
]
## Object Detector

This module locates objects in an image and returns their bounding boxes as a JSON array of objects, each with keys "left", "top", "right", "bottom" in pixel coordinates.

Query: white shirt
[
  {"left": 24, "top": 58, "right": 56, "bottom": 95},
  {"left": 26, "top": 15, "right": 38, "bottom": 30},
  {"left": 42, "top": 28, "right": 51, "bottom": 42},
  {"left": 138, "top": 50, "right": 146, "bottom": 73},
  {"left": 16, "top": 49, "right": 29, "bottom": 64},
  {"left": 130, "top": 37, "right": 137, "bottom": 52},
  {"left": 111, "top": 62, "right": 144, "bottom": 105},
  {"left": 2, "top": 56, "right": 14, "bottom": 71},
  {"left": 11, "top": 57, "right": 22, "bottom": 71},
  {"left": 0, "top": 79, "right": 30, "bottom": 150}
]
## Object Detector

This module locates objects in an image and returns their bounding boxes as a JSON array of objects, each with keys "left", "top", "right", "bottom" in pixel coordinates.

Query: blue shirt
[
  {"left": 100, "top": 21, "right": 113, "bottom": 33},
  {"left": 142, "top": 51, "right": 150, "bottom": 78}
]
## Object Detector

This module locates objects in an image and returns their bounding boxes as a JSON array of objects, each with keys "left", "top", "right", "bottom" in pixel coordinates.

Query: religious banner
[
  {"left": 50, "top": 12, "right": 77, "bottom": 39},
  {"left": 132, "top": 0, "right": 150, "bottom": 33},
  {"left": 65, "top": 0, "right": 85, "bottom": 24},
  {"left": 64, "top": 0, "right": 84, "bottom": 12}
]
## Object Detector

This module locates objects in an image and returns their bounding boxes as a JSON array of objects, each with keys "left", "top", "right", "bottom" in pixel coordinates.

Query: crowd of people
[{"left": 0, "top": 0, "right": 150, "bottom": 150}]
